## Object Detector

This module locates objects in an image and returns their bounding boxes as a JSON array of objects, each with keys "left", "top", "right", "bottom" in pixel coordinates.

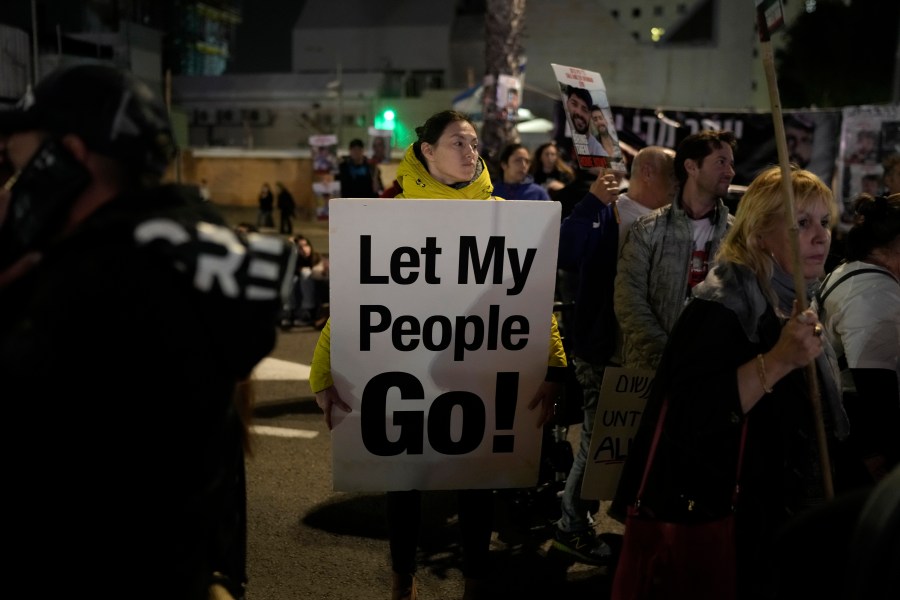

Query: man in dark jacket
[
  {"left": 0, "top": 64, "right": 295, "bottom": 600},
  {"left": 337, "top": 138, "right": 379, "bottom": 198}
]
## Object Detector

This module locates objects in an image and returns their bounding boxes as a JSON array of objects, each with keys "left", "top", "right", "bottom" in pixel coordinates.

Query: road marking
[
  {"left": 253, "top": 357, "right": 310, "bottom": 381},
  {"left": 251, "top": 425, "right": 319, "bottom": 439}
]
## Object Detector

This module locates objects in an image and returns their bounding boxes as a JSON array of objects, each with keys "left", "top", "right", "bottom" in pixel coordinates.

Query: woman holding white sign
[
  {"left": 310, "top": 110, "right": 567, "bottom": 600},
  {"left": 610, "top": 166, "right": 863, "bottom": 599}
]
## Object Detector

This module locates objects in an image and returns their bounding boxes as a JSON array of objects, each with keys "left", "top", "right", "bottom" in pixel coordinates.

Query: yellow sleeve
[
  {"left": 548, "top": 312, "right": 567, "bottom": 368},
  {"left": 309, "top": 318, "right": 333, "bottom": 392}
]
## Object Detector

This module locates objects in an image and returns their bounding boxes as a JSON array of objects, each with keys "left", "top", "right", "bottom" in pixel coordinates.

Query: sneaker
[{"left": 552, "top": 527, "right": 613, "bottom": 565}]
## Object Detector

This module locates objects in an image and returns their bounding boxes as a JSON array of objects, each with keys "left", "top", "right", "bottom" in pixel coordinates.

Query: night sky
[{"left": 228, "top": 0, "right": 306, "bottom": 74}]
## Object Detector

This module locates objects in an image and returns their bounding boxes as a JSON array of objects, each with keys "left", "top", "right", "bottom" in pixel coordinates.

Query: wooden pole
[{"left": 758, "top": 13, "right": 834, "bottom": 500}]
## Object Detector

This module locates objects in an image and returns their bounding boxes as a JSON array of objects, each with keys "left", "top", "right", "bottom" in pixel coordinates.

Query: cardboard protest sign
[
  {"left": 550, "top": 63, "right": 626, "bottom": 173},
  {"left": 581, "top": 366, "right": 655, "bottom": 501},
  {"left": 327, "top": 198, "right": 561, "bottom": 491},
  {"left": 310, "top": 133, "right": 338, "bottom": 174}
]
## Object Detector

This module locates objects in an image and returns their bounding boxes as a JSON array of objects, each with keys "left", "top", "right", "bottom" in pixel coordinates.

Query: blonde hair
[{"left": 717, "top": 165, "right": 837, "bottom": 306}]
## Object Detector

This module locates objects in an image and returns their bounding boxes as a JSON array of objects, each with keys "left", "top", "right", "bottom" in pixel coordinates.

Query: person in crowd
[
  {"left": 276, "top": 181, "right": 296, "bottom": 234},
  {"left": 338, "top": 138, "right": 379, "bottom": 198},
  {"left": 371, "top": 134, "right": 390, "bottom": 166},
  {"left": 615, "top": 130, "right": 737, "bottom": 371},
  {"left": 380, "top": 178, "right": 402, "bottom": 198},
  {"left": 0, "top": 63, "right": 295, "bottom": 600},
  {"left": 234, "top": 222, "right": 258, "bottom": 236},
  {"left": 563, "top": 85, "right": 605, "bottom": 158},
  {"left": 612, "top": 165, "right": 849, "bottom": 599},
  {"left": 199, "top": 178, "right": 212, "bottom": 202},
  {"left": 491, "top": 143, "right": 550, "bottom": 201},
  {"left": 370, "top": 135, "right": 390, "bottom": 194},
  {"left": 882, "top": 153, "right": 900, "bottom": 195},
  {"left": 281, "top": 233, "right": 329, "bottom": 328},
  {"left": 815, "top": 193, "right": 900, "bottom": 484},
  {"left": 257, "top": 182, "right": 275, "bottom": 228},
  {"left": 551, "top": 166, "right": 596, "bottom": 331},
  {"left": 615, "top": 146, "right": 677, "bottom": 254},
  {"left": 552, "top": 146, "right": 676, "bottom": 565},
  {"left": 530, "top": 141, "right": 575, "bottom": 198},
  {"left": 309, "top": 110, "right": 567, "bottom": 600}
]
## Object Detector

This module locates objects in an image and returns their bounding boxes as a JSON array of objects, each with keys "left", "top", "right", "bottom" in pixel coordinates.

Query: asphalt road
[{"left": 217, "top": 206, "right": 623, "bottom": 599}]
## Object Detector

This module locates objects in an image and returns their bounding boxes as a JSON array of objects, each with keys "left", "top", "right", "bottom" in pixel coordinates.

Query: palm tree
[{"left": 481, "top": 0, "right": 525, "bottom": 179}]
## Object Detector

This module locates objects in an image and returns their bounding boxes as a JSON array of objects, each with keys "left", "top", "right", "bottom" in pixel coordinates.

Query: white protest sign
[
  {"left": 328, "top": 198, "right": 561, "bottom": 491},
  {"left": 581, "top": 366, "right": 655, "bottom": 501}
]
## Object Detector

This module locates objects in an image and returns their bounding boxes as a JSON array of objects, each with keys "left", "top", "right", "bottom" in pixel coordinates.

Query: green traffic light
[{"left": 375, "top": 108, "right": 396, "bottom": 131}]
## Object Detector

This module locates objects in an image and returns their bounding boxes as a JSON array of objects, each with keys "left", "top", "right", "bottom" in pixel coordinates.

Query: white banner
[{"left": 327, "top": 198, "right": 561, "bottom": 491}]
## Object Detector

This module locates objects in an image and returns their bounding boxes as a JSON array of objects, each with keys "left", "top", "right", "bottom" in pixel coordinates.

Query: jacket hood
[{"left": 395, "top": 145, "right": 493, "bottom": 200}]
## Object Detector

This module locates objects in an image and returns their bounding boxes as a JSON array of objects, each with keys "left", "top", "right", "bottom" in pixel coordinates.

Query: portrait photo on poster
[
  {"left": 551, "top": 63, "right": 626, "bottom": 173},
  {"left": 497, "top": 73, "right": 522, "bottom": 122},
  {"left": 310, "top": 133, "right": 339, "bottom": 174},
  {"left": 367, "top": 127, "right": 392, "bottom": 166}
]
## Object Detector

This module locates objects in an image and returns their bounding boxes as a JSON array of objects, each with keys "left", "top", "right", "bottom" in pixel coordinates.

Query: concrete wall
[
  {"left": 167, "top": 149, "right": 318, "bottom": 216},
  {"left": 165, "top": 148, "right": 400, "bottom": 212}
]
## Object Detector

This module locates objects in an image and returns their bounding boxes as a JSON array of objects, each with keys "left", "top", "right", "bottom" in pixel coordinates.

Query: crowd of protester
[{"left": 2, "top": 62, "right": 897, "bottom": 600}]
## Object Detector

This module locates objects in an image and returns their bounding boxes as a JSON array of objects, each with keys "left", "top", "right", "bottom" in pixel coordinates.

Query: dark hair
[
  {"left": 844, "top": 193, "right": 900, "bottom": 261},
  {"left": 349, "top": 138, "right": 365, "bottom": 149},
  {"left": 564, "top": 85, "right": 592, "bottom": 108},
  {"left": 0, "top": 64, "right": 175, "bottom": 186},
  {"left": 784, "top": 114, "right": 815, "bottom": 133},
  {"left": 673, "top": 130, "right": 737, "bottom": 187},
  {"left": 500, "top": 143, "right": 527, "bottom": 164},
  {"left": 590, "top": 104, "right": 602, "bottom": 112},
  {"left": 529, "top": 141, "right": 575, "bottom": 181},
  {"left": 412, "top": 110, "right": 475, "bottom": 167},
  {"left": 293, "top": 234, "right": 323, "bottom": 267}
]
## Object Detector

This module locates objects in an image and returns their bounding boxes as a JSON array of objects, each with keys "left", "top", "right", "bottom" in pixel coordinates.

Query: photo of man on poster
[{"left": 551, "top": 63, "right": 627, "bottom": 173}]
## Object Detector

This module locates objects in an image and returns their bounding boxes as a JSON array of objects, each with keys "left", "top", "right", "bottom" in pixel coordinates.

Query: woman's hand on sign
[
  {"left": 315, "top": 385, "right": 352, "bottom": 430},
  {"left": 528, "top": 380, "right": 562, "bottom": 428}
]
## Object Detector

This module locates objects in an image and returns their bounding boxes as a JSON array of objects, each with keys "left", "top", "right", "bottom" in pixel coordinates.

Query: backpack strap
[
  {"left": 816, "top": 267, "right": 896, "bottom": 311},
  {"left": 815, "top": 266, "right": 898, "bottom": 371}
]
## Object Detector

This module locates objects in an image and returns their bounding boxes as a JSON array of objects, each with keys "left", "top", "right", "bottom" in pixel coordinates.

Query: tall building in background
[
  {"left": 168, "top": 0, "right": 242, "bottom": 76},
  {"left": 0, "top": 0, "right": 243, "bottom": 103}
]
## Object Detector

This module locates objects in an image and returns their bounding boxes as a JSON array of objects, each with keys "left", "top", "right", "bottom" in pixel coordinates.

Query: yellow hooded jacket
[{"left": 309, "top": 145, "right": 566, "bottom": 392}]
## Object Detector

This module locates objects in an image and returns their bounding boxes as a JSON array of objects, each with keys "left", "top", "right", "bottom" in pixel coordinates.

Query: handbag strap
[{"left": 635, "top": 396, "right": 749, "bottom": 508}]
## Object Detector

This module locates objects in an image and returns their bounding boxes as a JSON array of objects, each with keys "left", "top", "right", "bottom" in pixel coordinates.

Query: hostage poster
[
  {"left": 551, "top": 63, "right": 627, "bottom": 173},
  {"left": 327, "top": 198, "right": 561, "bottom": 491}
]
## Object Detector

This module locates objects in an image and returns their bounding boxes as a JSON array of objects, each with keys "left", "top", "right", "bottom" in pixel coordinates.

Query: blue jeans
[{"left": 558, "top": 358, "right": 605, "bottom": 533}]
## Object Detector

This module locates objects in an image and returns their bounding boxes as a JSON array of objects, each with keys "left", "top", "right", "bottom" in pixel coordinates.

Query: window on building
[{"left": 661, "top": 0, "right": 716, "bottom": 45}]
